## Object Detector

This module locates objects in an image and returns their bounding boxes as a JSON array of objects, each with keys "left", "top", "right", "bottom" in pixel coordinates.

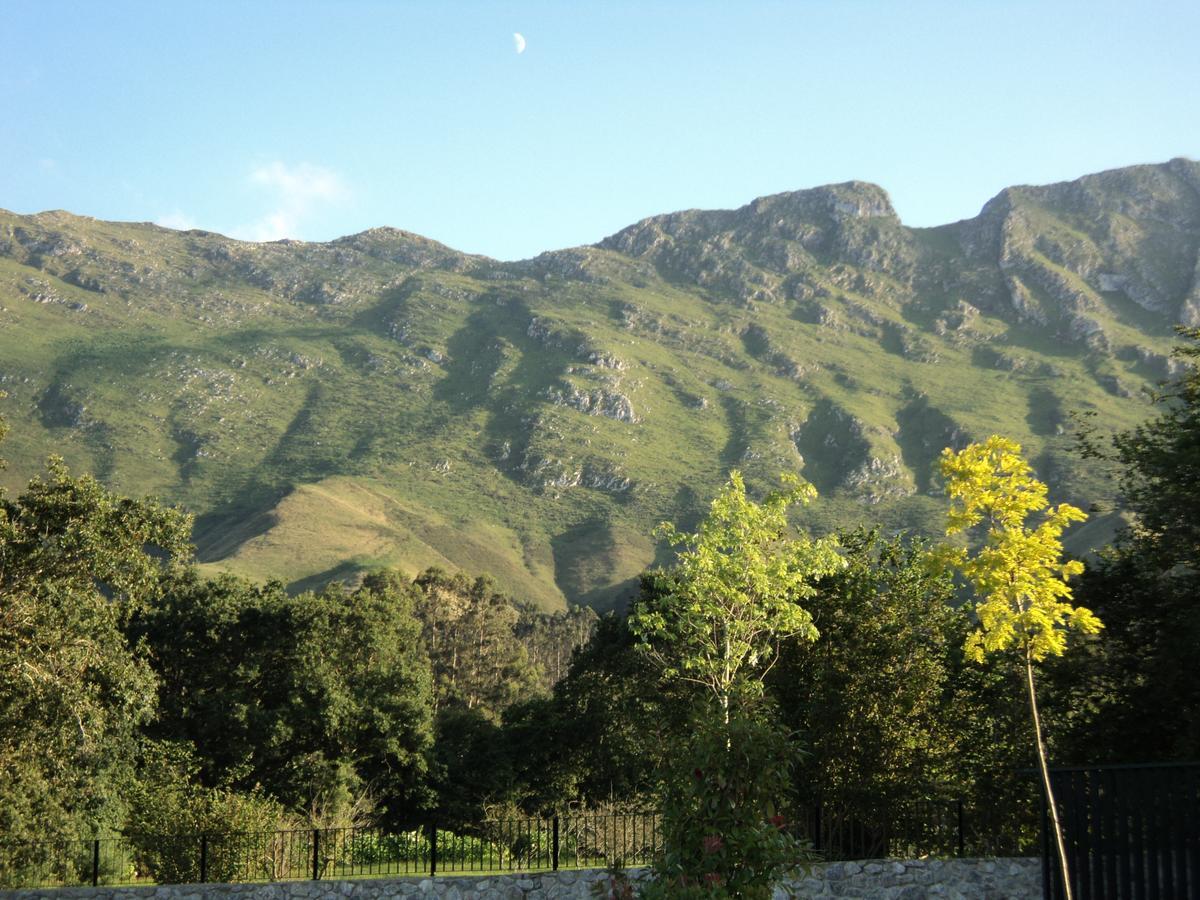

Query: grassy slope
[{"left": 1, "top": 161, "right": 1195, "bottom": 610}]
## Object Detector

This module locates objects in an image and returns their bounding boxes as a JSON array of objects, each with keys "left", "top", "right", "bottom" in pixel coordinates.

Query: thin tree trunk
[
  {"left": 722, "top": 627, "right": 731, "bottom": 751},
  {"left": 1025, "top": 646, "right": 1073, "bottom": 900},
  {"left": 722, "top": 629, "right": 731, "bottom": 729}
]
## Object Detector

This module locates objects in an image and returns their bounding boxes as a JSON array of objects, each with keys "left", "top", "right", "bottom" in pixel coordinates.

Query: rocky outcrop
[
  {"left": 542, "top": 385, "right": 639, "bottom": 423},
  {"left": 596, "top": 182, "right": 915, "bottom": 301}
]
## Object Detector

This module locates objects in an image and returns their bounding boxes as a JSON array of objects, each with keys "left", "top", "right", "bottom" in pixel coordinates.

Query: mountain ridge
[{"left": 1, "top": 158, "right": 1197, "bottom": 610}]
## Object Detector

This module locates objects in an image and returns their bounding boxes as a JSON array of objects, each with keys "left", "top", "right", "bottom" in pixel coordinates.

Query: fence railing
[
  {"left": 1044, "top": 762, "right": 1200, "bottom": 900},
  {"left": 0, "top": 813, "right": 663, "bottom": 890},
  {"left": 0, "top": 801, "right": 1034, "bottom": 891},
  {"left": 792, "top": 797, "right": 1038, "bottom": 861}
]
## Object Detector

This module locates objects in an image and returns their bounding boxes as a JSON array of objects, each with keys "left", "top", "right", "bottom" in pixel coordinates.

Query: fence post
[
  {"left": 312, "top": 829, "right": 320, "bottom": 881},
  {"left": 813, "top": 803, "right": 822, "bottom": 853},
  {"left": 956, "top": 800, "right": 965, "bottom": 857},
  {"left": 428, "top": 822, "right": 438, "bottom": 877},
  {"left": 92, "top": 839, "right": 100, "bottom": 887},
  {"left": 552, "top": 815, "right": 560, "bottom": 871},
  {"left": 200, "top": 835, "right": 208, "bottom": 883}
]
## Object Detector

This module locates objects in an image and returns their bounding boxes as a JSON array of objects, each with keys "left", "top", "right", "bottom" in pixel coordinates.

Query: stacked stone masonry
[{"left": 1, "top": 858, "right": 1041, "bottom": 900}]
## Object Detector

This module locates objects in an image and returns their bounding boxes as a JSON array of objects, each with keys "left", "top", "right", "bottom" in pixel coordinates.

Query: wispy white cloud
[
  {"left": 235, "top": 161, "right": 348, "bottom": 242},
  {"left": 155, "top": 210, "right": 198, "bottom": 231}
]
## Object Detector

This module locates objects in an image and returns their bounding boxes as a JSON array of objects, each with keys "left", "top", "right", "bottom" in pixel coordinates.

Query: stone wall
[{"left": 1, "top": 858, "right": 1042, "bottom": 900}]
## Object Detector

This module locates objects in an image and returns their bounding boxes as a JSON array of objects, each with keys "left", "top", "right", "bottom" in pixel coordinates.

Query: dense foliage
[
  {"left": 131, "top": 571, "right": 437, "bottom": 824},
  {"left": 771, "top": 530, "right": 968, "bottom": 809},
  {"left": 1, "top": 320, "right": 1197, "bottom": 893},
  {"left": 630, "top": 472, "right": 841, "bottom": 718},
  {"left": 1059, "top": 327, "right": 1200, "bottom": 762},
  {"left": 0, "top": 443, "right": 191, "bottom": 843},
  {"left": 649, "top": 712, "right": 801, "bottom": 899}
]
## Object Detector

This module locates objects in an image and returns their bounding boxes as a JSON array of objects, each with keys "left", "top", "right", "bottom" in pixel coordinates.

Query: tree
[
  {"left": 135, "top": 571, "right": 435, "bottom": 825},
  {"left": 770, "top": 529, "right": 967, "bottom": 811},
  {"left": 515, "top": 603, "right": 599, "bottom": 692},
  {"left": 1090, "top": 326, "right": 1200, "bottom": 571},
  {"left": 1059, "top": 327, "right": 1200, "bottom": 761},
  {"left": 0, "top": 448, "right": 192, "bottom": 842},
  {"left": 629, "top": 471, "right": 843, "bottom": 723},
  {"left": 410, "top": 568, "right": 541, "bottom": 719},
  {"left": 630, "top": 472, "right": 838, "bottom": 897},
  {"left": 125, "top": 741, "right": 296, "bottom": 884},
  {"left": 502, "top": 612, "right": 684, "bottom": 812},
  {"left": 938, "top": 436, "right": 1101, "bottom": 900}
]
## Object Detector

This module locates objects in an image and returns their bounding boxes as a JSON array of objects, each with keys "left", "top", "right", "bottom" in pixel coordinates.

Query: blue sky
[{"left": 2, "top": 1, "right": 1197, "bottom": 260}]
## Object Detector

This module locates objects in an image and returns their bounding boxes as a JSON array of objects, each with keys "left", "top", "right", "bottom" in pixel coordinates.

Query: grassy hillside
[{"left": 2, "top": 159, "right": 1197, "bottom": 610}]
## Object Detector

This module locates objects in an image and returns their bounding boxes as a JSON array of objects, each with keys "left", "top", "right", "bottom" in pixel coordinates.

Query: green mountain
[{"left": 2, "top": 159, "right": 1197, "bottom": 610}]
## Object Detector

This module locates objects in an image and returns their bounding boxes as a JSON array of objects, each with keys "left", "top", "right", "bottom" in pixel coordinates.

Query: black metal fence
[
  {"left": 793, "top": 796, "right": 1038, "bottom": 862},
  {"left": 1044, "top": 762, "right": 1200, "bottom": 900},
  {"left": 0, "top": 812, "right": 662, "bottom": 890},
  {"left": 0, "top": 800, "right": 1037, "bottom": 891}
]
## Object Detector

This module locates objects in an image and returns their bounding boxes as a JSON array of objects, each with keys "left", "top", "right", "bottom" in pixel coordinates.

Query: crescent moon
[{"left": 513, "top": 32, "right": 526, "bottom": 54}]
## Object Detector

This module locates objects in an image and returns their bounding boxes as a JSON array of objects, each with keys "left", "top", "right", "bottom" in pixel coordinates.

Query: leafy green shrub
[
  {"left": 125, "top": 742, "right": 298, "bottom": 883},
  {"left": 348, "top": 830, "right": 428, "bottom": 866},
  {"left": 0, "top": 839, "right": 135, "bottom": 889},
  {"left": 348, "top": 828, "right": 499, "bottom": 868},
  {"left": 647, "top": 711, "right": 810, "bottom": 899}
]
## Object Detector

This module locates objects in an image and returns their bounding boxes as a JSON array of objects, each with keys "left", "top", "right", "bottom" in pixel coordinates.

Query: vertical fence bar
[
  {"left": 312, "top": 829, "right": 320, "bottom": 881},
  {"left": 200, "top": 835, "right": 208, "bottom": 883},
  {"left": 1103, "top": 769, "right": 1117, "bottom": 897},
  {"left": 552, "top": 815, "right": 560, "bottom": 871},
  {"left": 91, "top": 839, "right": 99, "bottom": 887},
  {"left": 428, "top": 822, "right": 437, "bottom": 878}
]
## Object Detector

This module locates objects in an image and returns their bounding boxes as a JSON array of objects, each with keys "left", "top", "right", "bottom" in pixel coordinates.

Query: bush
[
  {"left": 647, "top": 710, "right": 810, "bottom": 899},
  {"left": 125, "top": 742, "right": 298, "bottom": 883}
]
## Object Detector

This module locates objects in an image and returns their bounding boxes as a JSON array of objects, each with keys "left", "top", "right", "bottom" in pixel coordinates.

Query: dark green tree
[
  {"left": 1062, "top": 327, "right": 1200, "bottom": 760},
  {"left": 0, "top": 444, "right": 191, "bottom": 842},
  {"left": 770, "top": 529, "right": 1038, "bottom": 850},
  {"left": 134, "top": 571, "right": 435, "bottom": 824},
  {"left": 503, "top": 612, "right": 680, "bottom": 812},
  {"left": 769, "top": 530, "right": 965, "bottom": 808},
  {"left": 515, "top": 603, "right": 599, "bottom": 692},
  {"left": 428, "top": 705, "right": 513, "bottom": 825}
]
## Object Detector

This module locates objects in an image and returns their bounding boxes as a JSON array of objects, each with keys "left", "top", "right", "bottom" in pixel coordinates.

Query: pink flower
[{"left": 702, "top": 834, "right": 724, "bottom": 854}]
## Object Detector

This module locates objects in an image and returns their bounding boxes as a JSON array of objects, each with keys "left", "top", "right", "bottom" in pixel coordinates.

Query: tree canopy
[
  {"left": 0, "top": 453, "right": 191, "bottom": 841},
  {"left": 630, "top": 471, "right": 842, "bottom": 716},
  {"left": 938, "top": 436, "right": 1100, "bottom": 662}
]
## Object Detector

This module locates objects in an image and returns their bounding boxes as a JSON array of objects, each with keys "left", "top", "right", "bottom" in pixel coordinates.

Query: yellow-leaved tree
[{"left": 938, "top": 436, "right": 1101, "bottom": 900}]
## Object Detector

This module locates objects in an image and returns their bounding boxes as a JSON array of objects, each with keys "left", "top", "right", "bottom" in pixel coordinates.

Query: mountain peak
[
  {"left": 747, "top": 181, "right": 898, "bottom": 223},
  {"left": 593, "top": 180, "right": 904, "bottom": 300},
  {"left": 332, "top": 226, "right": 482, "bottom": 270},
  {"left": 597, "top": 180, "right": 898, "bottom": 257},
  {"left": 0, "top": 159, "right": 1193, "bottom": 609}
]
